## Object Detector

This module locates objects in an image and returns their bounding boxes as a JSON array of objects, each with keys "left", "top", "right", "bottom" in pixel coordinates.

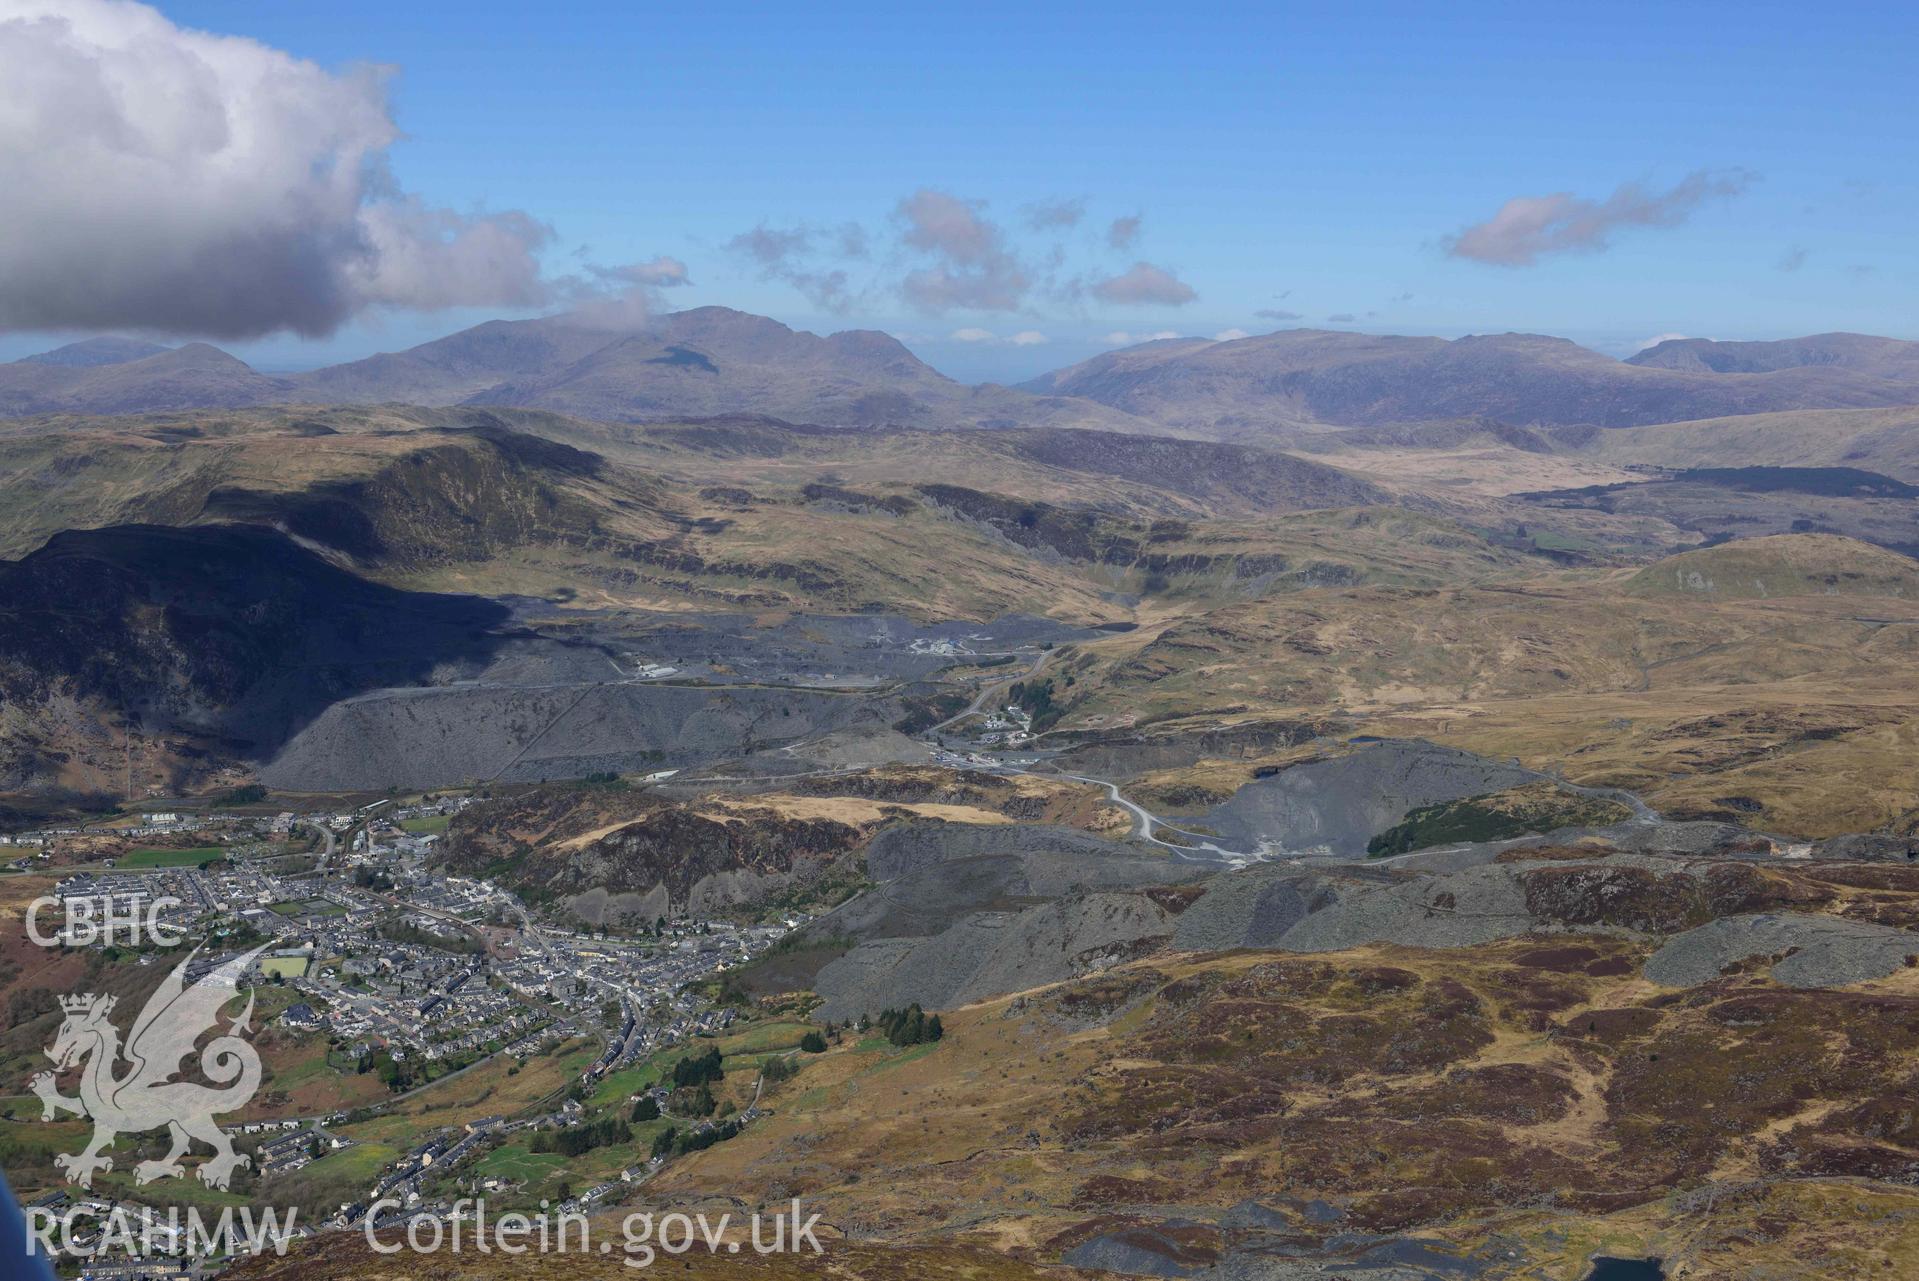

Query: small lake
[{"left": 1584, "top": 1258, "right": 1665, "bottom": 1281}]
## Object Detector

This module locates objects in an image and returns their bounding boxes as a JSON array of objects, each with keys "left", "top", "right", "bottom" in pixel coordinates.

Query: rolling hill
[
  {"left": 1581, "top": 405, "right": 1919, "bottom": 482},
  {"left": 1627, "top": 332, "right": 1919, "bottom": 379},
  {"left": 0, "top": 307, "right": 1156, "bottom": 433},
  {"left": 8, "top": 315, "right": 1919, "bottom": 438},
  {"left": 1623, "top": 533, "right": 1919, "bottom": 600},
  {"left": 0, "top": 342, "right": 289, "bottom": 416},
  {"left": 1022, "top": 328, "right": 1919, "bottom": 438}
]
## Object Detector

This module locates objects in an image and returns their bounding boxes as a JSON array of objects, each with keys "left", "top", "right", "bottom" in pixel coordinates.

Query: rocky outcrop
[{"left": 444, "top": 789, "right": 870, "bottom": 921}]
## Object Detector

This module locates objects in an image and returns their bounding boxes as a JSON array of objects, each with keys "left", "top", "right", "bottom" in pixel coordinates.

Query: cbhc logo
[{"left": 25, "top": 895, "right": 186, "bottom": 948}]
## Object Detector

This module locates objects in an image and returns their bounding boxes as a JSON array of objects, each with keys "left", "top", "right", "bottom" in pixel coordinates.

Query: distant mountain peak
[
  {"left": 150, "top": 342, "right": 257, "bottom": 372},
  {"left": 1625, "top": 332, "right": 1919, "bottom": 378},
  {"left": 11, "top": 309, "right": 1919, "bottom": 437},
  {"left": 1022, "top": 324, "right": 1919, "bottom": 437},
  {"left": 17, "top": 336, "right": 173, "bottom": 367}
]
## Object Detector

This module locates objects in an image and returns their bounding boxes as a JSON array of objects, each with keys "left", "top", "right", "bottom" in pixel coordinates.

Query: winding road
[
  {"left": 1037, "top": 768, "right": 1260, "bottom": 863},
  {"left": 929, "top": 647, "right": 1055, "bottom": 735}
]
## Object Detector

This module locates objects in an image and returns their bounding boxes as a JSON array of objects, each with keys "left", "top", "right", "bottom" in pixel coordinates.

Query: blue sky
[{"left": 4, "top": 0, "right": 1915, "bottom": 382}]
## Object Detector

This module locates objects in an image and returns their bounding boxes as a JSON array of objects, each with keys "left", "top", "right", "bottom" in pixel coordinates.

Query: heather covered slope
[
  {"left": 630, "top": 932, "right": 1919, "bottom": 1278},
  {"left": 1582, "top": 405, "right": 1919, "bottom": 482},
  {"left": 1623, "top": 533, "right": 1919, "bottom": 600},
  {"left": 214, "top": 919, "right": 1919, "bottom": 1279},
  {"left": 1038, "top": 535, "right": 1919, "bottom": 837},
  {"left": 567, "top": 416, "right": 1392, "bottom": 519}
]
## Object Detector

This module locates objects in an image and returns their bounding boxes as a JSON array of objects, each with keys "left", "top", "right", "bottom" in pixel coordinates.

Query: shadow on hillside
[{"left": 0, "top": 523, "right": 517, "bottom": 766}]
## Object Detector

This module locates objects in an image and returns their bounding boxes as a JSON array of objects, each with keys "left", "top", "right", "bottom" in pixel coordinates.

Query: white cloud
[
  {"left": 1632, "top": 332, "right": 1692, "bottom": 354},
  {"left": 0, "top": 0, "right": 624, "bottom": 338},
  {"left": 1104, "top": 330, "right": 1182, "bottom": 346},
  {"left": 1212, "top": 328, "right": 1249, "bottom": 341},
  {"left": 591, "top": 256, "right": 691, "bottom": 289},
  {"left": 948, "top": 327, "right": 1049, "bottom": 347}
]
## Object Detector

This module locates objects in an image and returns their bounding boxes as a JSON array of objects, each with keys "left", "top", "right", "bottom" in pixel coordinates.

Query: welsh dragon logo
[{"left": 31, "top": 945, "right": 268, "bottom": 1190}]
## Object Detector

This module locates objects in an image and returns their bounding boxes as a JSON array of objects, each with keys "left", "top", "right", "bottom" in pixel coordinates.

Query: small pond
[{"left": 1583, "top": 1258, "right": 1665, "bottom": 1281}]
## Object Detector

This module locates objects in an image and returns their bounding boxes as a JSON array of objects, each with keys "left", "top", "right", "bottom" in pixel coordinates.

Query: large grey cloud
[
  {"left": 0, "top": 0, "right": 652, "bottom": 338},
  {"left": 896, "top": 189, "right": 1030, "bottom": 313},
  {"left": 1444, "top": 169, "right": 1755, "bottom": 267}
]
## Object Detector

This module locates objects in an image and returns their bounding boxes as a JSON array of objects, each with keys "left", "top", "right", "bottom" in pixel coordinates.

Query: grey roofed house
[{"left": 281, "top": 1001, "right": 324, "bottom": 1029}]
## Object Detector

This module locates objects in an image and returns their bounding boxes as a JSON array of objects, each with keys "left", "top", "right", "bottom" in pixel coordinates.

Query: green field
[
  {"left": 301, "top": 1140, "right": 396, "bottom": 1184},
  {"left": 268, "top": 897, "right": 346, "bottom": 918},
  {"left": 399, "top": 815, "right": 451, "bottom": 835},
  {"left": 589, "top": 1051, "right": 672, "bottom": 1108},
  {"left": 473, "top": 1144, "right": 569, "bottom": 1185},
  {"left": 260, "top": 955, "right": 311, "bottom": 978},
  {"left": 120, "top": 846, "right": 224, "bottom": 869},
  {"left": 469, "top": 1121, "right": 671, "bottom": 1204},
  {"left": 716, "top": 1021, "right": 814, "bottom": 1056}
]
